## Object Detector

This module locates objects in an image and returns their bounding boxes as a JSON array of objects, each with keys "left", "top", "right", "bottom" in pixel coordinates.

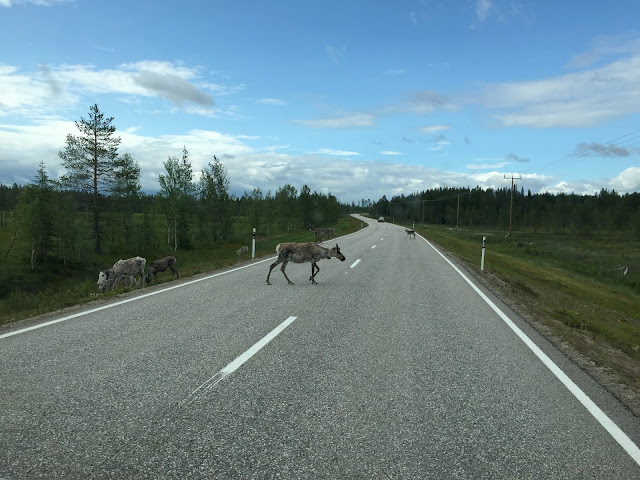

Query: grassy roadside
[
  {"left": 409, "top": 223, "right": 640, "bottom": 415},
  {"left": 0, "top": 215, "right": 364, "bottom": 326}
]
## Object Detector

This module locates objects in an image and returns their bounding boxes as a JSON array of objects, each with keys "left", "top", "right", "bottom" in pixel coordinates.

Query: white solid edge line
[
  {"left": 0, "top": 256, "right": 276, "bottom": 340},
  {"left": 419, "top": 234, "right": 640, "bottom": 465},
  {"left": 183, "top": 315, "right": 297, "bottom": 404},
  {"left": 1, "top": 227, "right": 368, "bottom": 340}
]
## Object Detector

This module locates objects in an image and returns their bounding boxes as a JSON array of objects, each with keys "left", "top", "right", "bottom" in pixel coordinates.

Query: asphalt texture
[{"left": 1, "top": 215, "right": 639, "bottom": 478}]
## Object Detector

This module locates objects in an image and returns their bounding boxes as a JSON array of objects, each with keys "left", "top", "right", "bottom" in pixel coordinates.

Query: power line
[{"left": 521, "top": 128, "right": 640, "bottom": 175}]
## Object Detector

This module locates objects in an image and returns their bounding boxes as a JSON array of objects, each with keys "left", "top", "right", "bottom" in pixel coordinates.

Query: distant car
[{"left": 378, "top": 217, "right": 384, "bottom": 222}]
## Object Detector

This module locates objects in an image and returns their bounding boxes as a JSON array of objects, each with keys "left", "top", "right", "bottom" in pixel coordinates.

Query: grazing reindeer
[
  {"left": 98, "top": 256, "right": 146, "bottom": 292},
  {"left": 236, "top": 246, "right": 249, "bottom": 257},
  {"left": 405, "top": 229, "right": 416, "bottom": 239},
  {"left": 145, "top": 256, "right": 179, "bottom": 284},
  {"left": 324, "top": 227, "right": 335, "bottom": 239},
  {"left": 266, "top": 243, "right": 346, "bottom": 285},
  {"left": 309, "top": 226, "right": 325, "bottom": 243}
]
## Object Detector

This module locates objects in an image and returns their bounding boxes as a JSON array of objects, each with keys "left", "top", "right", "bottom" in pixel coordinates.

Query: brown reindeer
[
  {"left": 145, "top": 256, "right": 179, "bottom": 284},
  {"left": 266, "top": 243, "right": 346, "bottom": 285},
  {"left": 309, "top": 226, "right": 325, "bottom": 243}
]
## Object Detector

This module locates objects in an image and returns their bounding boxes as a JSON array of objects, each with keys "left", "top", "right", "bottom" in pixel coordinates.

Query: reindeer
[
  {"left": 324, "top": 227, "right": 335, "bottom": 239},
  {"left": 405, "top": 229, "right": 416, "bottom": 239},
  {"left": 144, "top": 256, "right": 179, "bottom": 284},
  {"left": 266, "top": 243, "right": 346, "bottom": 285},
  {"left": 97, "top": 256, "right": 146, "bottom": 292},
  {"left": 309, "top": 226, "right": 325, "bottom": 243}
]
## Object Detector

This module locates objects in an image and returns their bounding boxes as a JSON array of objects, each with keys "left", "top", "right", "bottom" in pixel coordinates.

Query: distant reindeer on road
[{"left": 405, "top": 229, "right": 416, "bottom": 239}]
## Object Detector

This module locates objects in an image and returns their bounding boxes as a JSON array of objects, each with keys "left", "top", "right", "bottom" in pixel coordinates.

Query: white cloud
[
  {"left": 294, "top": 112, "right": 375, "bottom": 128},
  {"left": 0, "top": 61, "right": 217, "bottom": 118},
  {"left": 419, "top": 124, "right": 450, "bottom": 134},
  {"left": 380, "top": 151, "right": 402, "bottom": 156},
  {"left": 257, "top": 98, "right": 286, "bottom": 106},
  {"left": 2, "top": 0, "right": 73, "bottom": 6},
  {"left": 482, "top": 54, "right": 640, "bottom": 127},
  {"left": 566, "top": 34, "right": 640, "bottom": 69},
  {"left": 475, "top": 0, "right": 492, "bottom": 22},
  {"left": 312, "top": 148, "right": 361, "bottom": 157},
  {"left": 466, "top": 161, "right": 508, "bottom": 170},
  {"left": 609, "top": 167, "right": 640, "bottom": 191},
  {"left": 389, "top": 90, "right": 457, "bottom": 114}
]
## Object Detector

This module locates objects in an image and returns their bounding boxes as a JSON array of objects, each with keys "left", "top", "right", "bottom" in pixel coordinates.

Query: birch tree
[{"left": 158, "top": 146, "right": 193, "bottom": 251}]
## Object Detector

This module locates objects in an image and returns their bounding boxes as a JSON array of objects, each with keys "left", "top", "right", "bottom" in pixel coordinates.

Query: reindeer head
[
  {"left": 331, "top": 244, "right": 346, "bottom": 262},
  {"left": 97, "top": 270, "right": 111, "bottom": 292}
]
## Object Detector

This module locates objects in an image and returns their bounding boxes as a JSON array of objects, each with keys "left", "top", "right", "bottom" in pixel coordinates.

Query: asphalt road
[{"left": 1, "top": 215, "right": 639, "bottom": 478}]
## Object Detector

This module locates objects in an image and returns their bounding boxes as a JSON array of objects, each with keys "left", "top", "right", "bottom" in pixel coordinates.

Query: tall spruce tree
[{"left": 59, "top": 104, "right": 121, "bottom": 253}]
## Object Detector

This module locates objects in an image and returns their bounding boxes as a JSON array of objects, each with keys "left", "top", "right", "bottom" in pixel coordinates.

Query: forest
[{"left": 366, "top": 187, "right": 640, "bottom": 238}]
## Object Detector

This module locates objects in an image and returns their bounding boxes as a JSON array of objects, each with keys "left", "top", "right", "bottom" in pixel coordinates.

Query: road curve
[{"left": 1, "top": 215, "right": 639, "bottom": 478}]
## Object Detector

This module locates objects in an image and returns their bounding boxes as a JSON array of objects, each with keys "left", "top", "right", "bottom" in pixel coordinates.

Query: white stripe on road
[
  {"left": 350, "top": 259, "right": 361, "bottom": 269},
  {"left": 183, "top": 316, "right": 298, "bottom": 405},
  {"left": 420, "top": 234, "right": 640, "bottom": 466},
  {"left": 371, "top": 245, "right": 377, "bottom": 249}
]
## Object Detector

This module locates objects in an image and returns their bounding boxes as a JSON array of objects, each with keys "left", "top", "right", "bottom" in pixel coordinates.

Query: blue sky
[{"left": 1, "top": 0, "right": 640, "bottom": 203}]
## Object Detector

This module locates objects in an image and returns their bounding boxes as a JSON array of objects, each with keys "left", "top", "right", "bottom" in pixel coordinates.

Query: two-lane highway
[{"left": 1, "top": 215, "right": 639, "bottom": 478}]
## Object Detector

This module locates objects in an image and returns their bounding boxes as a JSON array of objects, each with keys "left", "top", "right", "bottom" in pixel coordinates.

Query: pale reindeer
[
  {"left": 97, "top": 256, "right": 146, "bottom": 292},
  {"left": 405, "top": 229, "right": 416, "bottom": 239},
  {"left": 266, "top": 243, "right": 346, "bottom": 285}
]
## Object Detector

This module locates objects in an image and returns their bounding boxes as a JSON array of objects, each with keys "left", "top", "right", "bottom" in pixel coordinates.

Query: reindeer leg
[
  {"left": 309, "top": 262, "right": 317, "bottom": 283},
  {"left": 266, "top": 259, "right": 281, "bottom": 284},
  {"left": 280, "top": 261, "right": 294, "bottom": 285},
  {"left": 310, "top": 262, "right": 319, "bottom": 284}
]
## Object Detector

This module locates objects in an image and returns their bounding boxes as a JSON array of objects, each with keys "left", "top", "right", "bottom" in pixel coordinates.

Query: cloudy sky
[{"left": 1, "top": 0, "right": 640, "bottom": 203}]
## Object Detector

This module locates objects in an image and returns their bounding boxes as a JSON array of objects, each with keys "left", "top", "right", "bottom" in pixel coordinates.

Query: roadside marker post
[
  {"left": 252, "top": 228, "right": 256, "bottom": 259},
  {"left": 481, "top": 236, "right": 486, "bottom": 271}
]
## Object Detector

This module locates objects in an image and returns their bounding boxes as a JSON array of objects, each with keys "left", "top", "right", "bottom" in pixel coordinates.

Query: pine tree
[{"left": 59, "top": 104, "right": 121, "bottom": 253}]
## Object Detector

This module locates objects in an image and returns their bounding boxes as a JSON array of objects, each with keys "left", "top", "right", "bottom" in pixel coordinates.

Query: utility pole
[{"left": 504, "top": 175, "right": 522, "bottom": 238}]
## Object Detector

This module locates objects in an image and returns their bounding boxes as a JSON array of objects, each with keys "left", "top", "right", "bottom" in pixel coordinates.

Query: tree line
[
  {"left": 0, "top": 104, "right": 341, "bottom": 271},
  {"left": 365, "top": 187, "right": 640, "bottom": 238}
]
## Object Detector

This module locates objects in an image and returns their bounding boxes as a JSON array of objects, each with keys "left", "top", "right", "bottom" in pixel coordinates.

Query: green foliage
[{"left": 375, "top": 187, "right": 640, "bottom": 239}]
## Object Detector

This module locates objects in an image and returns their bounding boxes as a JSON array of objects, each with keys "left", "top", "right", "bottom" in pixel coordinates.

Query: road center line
[
  {"left": 371, "top": 245, "right": 377, "bottom": 249},
  {"left": 182, "top": 316, "right": 297, "bottom": 405},
  {"left": 420, "top": 236, "right": 640, "bottom": 466},
  {"left": 350, "top": 259, "right": 361, "bottom": 269}
]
